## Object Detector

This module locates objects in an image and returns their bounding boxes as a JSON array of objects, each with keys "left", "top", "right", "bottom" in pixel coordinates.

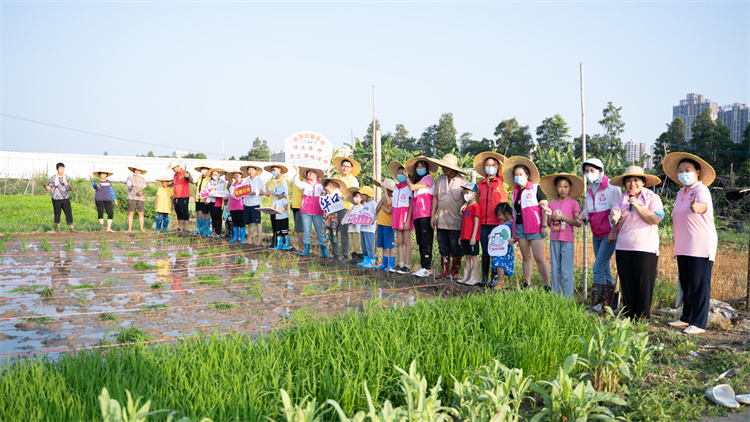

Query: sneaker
[
  {"left": 412, "top": 268, "right": 430, "bottom": 278},
  {"left": 668, "top": 320, "right": 689, "bottom": 328},
  {"left": 683, "top": 325, "right": 706, "bottom": 335},
  {"left": 396, "top": 266, "right": 410, "bottom": 275},
  {"left": 389, "top": 266, "right": 400, "bottom": 273},
  {"left": 543, "top": 285, "right": 552, "bottom": 292}
]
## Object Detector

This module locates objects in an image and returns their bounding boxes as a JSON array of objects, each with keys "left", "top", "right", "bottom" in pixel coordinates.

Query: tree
[
  {"left": 652, "top": 118, "right": 687, "bottom": 171},
  {"left": 459, "top": 132, "right": 485, "bottom": 158},
  {"left": 596, "top": 101, "right": 627, "bottom": 157},
  {"left": 103, "top": 151, "right": 108, "bottom": 156},
  {"left": 417, "top": 125, "right": 438, "bottom": 157},
  {"left": 362, "top": 119, "right": 381, "bottom": 152},
  {"left": 535, "top": 114, "right": 570, "bottom": 151},
  {"left": 573, "top": 133, "right": 607, "bottom": 159},
  {"left": 392, "top": 123, "right": 417, "bottom": 152},
  {"left": 494, "top": 118, "right": 533, "bottom": 158},
  {"left": 434, "top": 113, "right": 458, "bottom": 157},
  {"left": 183, "top": 152, "right": 207, "bottom": 159},
  {"left": 239, "top": 137, "right": 271, "bottom": 161},
  {"left": 689, "top": 108, "right": 733, "bottom": 173}
]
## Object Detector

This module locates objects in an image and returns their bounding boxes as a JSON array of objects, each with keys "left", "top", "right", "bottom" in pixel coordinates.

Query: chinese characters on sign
[
  {"left": 320, "top": 193, "right": 345, "bottom": 214},
  {"left": 284, "top": 131, "right": 333, "bottom": 169}
]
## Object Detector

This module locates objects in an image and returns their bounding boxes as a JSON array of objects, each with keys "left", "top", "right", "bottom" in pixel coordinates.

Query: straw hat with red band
[
  {"left": 169, "top": 160, "right": 183, "bottom": 170},
  {"left": 427, "top": 153, "right": 467, "bottom": 175},
  {"left": 373, "top": 178, "right": 397, "bottom": 192},
  {"left": 473, "top": 151, "right": 507, "bottom": 178},
  {"left": 321, "top": 178, "right": 347, "bottom": 192},
  {"left": 389, "top": 161, "right": 405, "bottom": 180},
  {"left": 93, "top": 167, "right": 114, "bottom": 177},
  {"left": 240, "top": 164, "right": 264, "bottom": 177},
  {"left": 405, "top": 156, "right": 439, "bottom": 176},
  {"left": 502, "top": 156, "right": 540, "bottom": 188},
  {"left": 663, "top": 152, "right": 716, "bottom": 187},
  {"left": 333, "top": 156, "right": 361, "bottom": 177},
  {"left": 263, "top": 163, "right": 289, "bottom": 175},
  {"left": 609, "top": 166, "right": 661, "bottom": 188},
  {"left": 540, "top": 173, "right": 584, "bottom": 200},
  {"left": 127, "top": 164, "right": 148, "bottom": 175}
]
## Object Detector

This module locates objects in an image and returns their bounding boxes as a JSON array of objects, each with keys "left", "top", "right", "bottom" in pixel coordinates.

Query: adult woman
[
  {"left": 193, "top": 163, "right": 212, "bottom": 236},
  {"left": 473, "top": 151, "right": 507, "bottom": 286},
  {"left": 264, "top": 163, "right": 289, "bottom": 248},
  {"left": 664, "top": 152, "right": 717, "bottom": 335},
  {"left": 334, "top": 157, "right": 361, "bottom": 263},
  {"left": 93, "top": 168, "right": 118, "bottom": 232},
  {"left": 502, "top": 156, "right": 551, "bottom": 290},
  {"left": 226, "top": 168, "right": 247, "bottom": 242},
  {"left": 126, "top": 164, "right": 148, "bottom": 232},
  {"left": 429, "top": 154, "right": 469, "bottom": 279},
  {"left": 610, "top": 166, "right": 664, "bottom": 320},
  {"left": 292, "top": 165, "right": 329, "bottom": 257},
  {"left": 405, "top": 156, "right": 438, "bottom": 278},
  {"left": 205, "top": 168, "right": 227, "bottom": 238},
  {"left": 577, "top": 158, "right": 623, "bottom": 308},
  {"left": 240, "top": 164, "right": 266, "bottom": 245},
  {"left": 45, "top": 162, "right": 76, "bottom": 232},
  {"left": 171, "top": 161, "right": 194, "bottom": 232}
]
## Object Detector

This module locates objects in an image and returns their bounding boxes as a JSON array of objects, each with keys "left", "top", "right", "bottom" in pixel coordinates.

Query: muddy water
[{"left": 0, "top": 236, "right": 436, "bottom": 363}]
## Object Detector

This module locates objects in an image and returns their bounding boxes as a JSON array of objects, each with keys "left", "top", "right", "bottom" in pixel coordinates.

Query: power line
[{"left": 0, "top": 113, "right": 223, "bottom": 157}]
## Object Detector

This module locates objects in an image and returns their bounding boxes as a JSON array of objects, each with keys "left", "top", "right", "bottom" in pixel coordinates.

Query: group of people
[{"left": 47, "top": 150, "right": 718, "bottom": 334}]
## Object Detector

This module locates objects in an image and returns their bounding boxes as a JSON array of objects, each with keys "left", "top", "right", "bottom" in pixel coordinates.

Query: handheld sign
[
  {"left": 320, "top": 193, "right": 345, "bottom": 214},
  {"left": 200, "top": 188, "right": 229, "bottom": 198},
  {"left": 487, "top": 225, "right": 512, "bottom": 257},
  {"left": 233, "top": 184, "right": 254, "bottom": 199},
  {"left": 258, "top": 207, "right": 280, "bottom": 215},
  {"left": 340, "top": 210, "right": 374, "bottom": 226}
]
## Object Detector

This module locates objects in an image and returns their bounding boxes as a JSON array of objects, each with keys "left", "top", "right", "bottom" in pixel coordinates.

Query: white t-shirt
[
  {"left": 242, "top": 176, "right": 266, "bottom": 206},
  {"left": 360, "top": 200, "right": 377, "bottom": 233},
  {"left": 272, "top": 197, "right": 289, "bottom": 220},
  {"left": 348, "top": 204, "right": 363, "bottom": 232}
]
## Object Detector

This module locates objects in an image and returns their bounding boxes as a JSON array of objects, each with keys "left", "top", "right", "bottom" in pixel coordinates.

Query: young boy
[
  {"left": 272, "top": 185, "right": 290, "bottom": 250},
  {"left": 358, "top": 186, "right": 377, "bottom": 268},
  {"left": 458, "top": 183, "right": 481, "bottom": 285},
  {"left": 155, "top": 177, "right": 174, "bottom": 232},
  {"left": 322, "top": 179, "right": 346, "bottom": 260},
  {"left": 375, "top": 179, "right": 396, "bottom": 271}
]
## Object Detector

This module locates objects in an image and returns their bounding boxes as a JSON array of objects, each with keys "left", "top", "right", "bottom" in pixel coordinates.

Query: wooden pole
[
  {"left": 372, "top": 85, "right": 381, "bottom": 201},
  {"left": 580, "top": 63, "right": 588, "bottom": 300}
]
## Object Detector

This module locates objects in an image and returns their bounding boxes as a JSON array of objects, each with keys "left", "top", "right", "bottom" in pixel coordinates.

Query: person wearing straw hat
[
  {"left": 239, "top": 164, "right": 266, "bottom": 246},
  {"left": 292, "top": 165, "right": 329, "bottom": 257},
  {"left": 504, "top": 156, "right": 551, "bottom": 290},
  {"left": 125, "top": 164, "right": 148, "bottom": 232},
  {"left": 610, "top": 166, "right": 664, "bottom": 320},
  {"left": 388, "top": 161, "right": 414, "bottom": 275},
  {"left": 271, "top": 185, "right": 291, "bottom": 250},
  {"left": 226, "top": 168, "right": 247, "bottom": 242},
  {"left": 473, "top": 151, "right": 508, "bottom": 286},
  {"left": 93, "top": 167, "right": 118, "bottom": 232},
  {"left": 540, "top": 173, "right": 583, "bottom": 298},
  {"left": 357, "top": 186, "right": 378, "bottom": 268},
  {"left": 264, "top": 163, "right": 289, "bottom": 249},
  {"left": 333, "top": 156, "right": 361, "bottom": 263},
  {"left": 154, "top": 175, "right": 174, "bottom": 233},
  {"left": 429, "top": 154, "right": 469, "bottom": 280},
  {"left": 344, "top": 186, "right": 364, "bottom": 263},
  {"left": 577, "top": 158, "right": 624, "bottom": 309},
  {"left": 192, "top": 163, "right": 212, "bottom": 237},
  {"left": 664, "top": 152, "right": 718, "bottom": 335},
  {"left": 204, "top": 168, "right": 227, "bottom": 238},
  {"left": 320, "top": 178, "right": 348, "bottom": 260},
  {"left": 374, "top": 178, "right": 397, "bottom": 271},
  {"left": 45, "top": 162, "right": 76, "bottom": 233},
  {"left": 170, "top": 161, "right": 194, "bottom": 232},
  {"left": 405, "top": 156, "right": 438, "bottom": 278}
]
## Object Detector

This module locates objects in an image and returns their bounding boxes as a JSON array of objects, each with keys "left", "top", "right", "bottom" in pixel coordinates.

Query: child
[
  {"left": 358, "top": 187, "right": 377, "bottom": 268},
  {"left": 458, "top": 183, "right": 481, "bottom": 285},
  {"left": 374, "top": 179, "right": 396, "bottom": 271},
  {"left": 541, "top": 174, "right": 583, "bottom": 298},
  {"left": 345, "top": 187, "right": 363, "bottom": 264},
  {"left": 322, "top": 179, "right": 346, "bottom": 260},
  {"left": 155, "top": 177, "right": 174, "bottom": 233},
  {"left": 227, "top": 169, "right": 247, "bottom": 243},
  {"left": 489, "top": 203, "right": 515, "bottom": 289},
  {"left": 272, "top": 185, "right": 290, "bottom": 250},
  {"left": 388, "top": 161, "right": 413, "bottom": 275},
  {"left": 93, "top": 168, "right": 118, "bottom": 232},
  {"left": 205, "top": 168, "right": 227, "bottom": 237}
]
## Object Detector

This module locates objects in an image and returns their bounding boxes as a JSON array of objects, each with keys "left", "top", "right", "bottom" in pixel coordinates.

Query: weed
[
  {"left": 66, "top": 284, "right": 95, "bottom": 290},
  {"left": 115, "top": 326, "right": 151, "bottom": 344},
  {"left": 207, "top": 301, "right": 239, "bottom": 310},
  {"left": 99, "top": 313, "right": 119, "bottom": 322},
  {"left": 131, "top": 262, "right": 161, "bottom": 270}
]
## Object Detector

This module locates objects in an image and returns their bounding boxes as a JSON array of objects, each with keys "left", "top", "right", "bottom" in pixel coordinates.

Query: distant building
[
  {"left": 335, "top": 146, "right": 353, "bottom": 158},
  {"left": 172, "top": 151, "right": 188, "bottom": 158},
  {"left": 624, "top": 139, "right": 648, "bottom": 165},
  {"left": 271, "top": 150, "right": 285, "bottom": 162},
  {"left": 673, "top": 93, "right": 719, "bottom": 142},
  {"left": 645, "top": 145, "right": 654, "bottom": 170},
  {"left": 718, "top": 103, "right": 749, "bottom": 144}
]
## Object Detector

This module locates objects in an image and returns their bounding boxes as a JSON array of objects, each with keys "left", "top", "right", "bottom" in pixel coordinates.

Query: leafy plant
[
  {"left": 65, "top": 238, "right": 75, "bottom": 252},
  {"left": 451, "top": 360, "right": 534, "bottom": 421},
  {"left": 41, "top": 237, "right": 51, "bottom": 252},
  {"left": 132, "top": 262, "right": 161, "bottom": 270},
  {"left": 99, "top": 312, "right": 120, "bottom": 322},
  {"left": 207, "top": 301, "right": 238, "bottom": 310},
  {"left": 278, "top": 389, "right": 326, "bottom": 422},
  {"left": 116, "top": 326, "right": 151, "bottom": 344}
]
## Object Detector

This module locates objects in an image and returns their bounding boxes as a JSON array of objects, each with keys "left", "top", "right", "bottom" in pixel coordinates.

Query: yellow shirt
[
  {"left": 291, "top": 176, "right": 304, "bottom": 209},
  {"left": 195, "top": 174, "right": 211, "bottom": 203},
  {"left": 335, "top": 173, "right": 360, "bottom": 210},
  {"left": 156, "top": 187, "right": 173, "bottom": 214}
]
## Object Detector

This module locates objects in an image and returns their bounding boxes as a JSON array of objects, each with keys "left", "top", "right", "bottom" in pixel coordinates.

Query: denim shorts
[
  {"left": 515, "top": 223, "right": 543, "bottom": 240},
  {"left": 377, "top": 224, "right": 395, "bottom": 249}
]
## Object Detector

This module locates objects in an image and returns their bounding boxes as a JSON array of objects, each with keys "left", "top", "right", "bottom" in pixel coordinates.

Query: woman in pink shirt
[
  {"left": 405, "top": 157, "right": 437, "bottom": 278},
  {"left": 664, "top": 153, "right": 717, "bottom": 335},
  {"left": 609, "top": 166, "right": 664, "bottom": 320}
]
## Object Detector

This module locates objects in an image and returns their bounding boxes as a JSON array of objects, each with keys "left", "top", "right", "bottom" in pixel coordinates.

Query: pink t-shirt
[
  {"left": 549, "top": 197, "right": 581, "bottom": 243},
  {"left": 412, "top": 175, "right": 434, "bottom": 220},
  {"left": 615, "top": 188, "right": 663, "bottom": 255},
  {"left": 672, "top": 182, "right": 717, "bottom": 261}
]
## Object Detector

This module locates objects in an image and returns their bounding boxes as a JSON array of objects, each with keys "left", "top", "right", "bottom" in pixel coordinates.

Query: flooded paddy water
[{"left": 0, "top": 234, "right": 444, "bottom": 363}]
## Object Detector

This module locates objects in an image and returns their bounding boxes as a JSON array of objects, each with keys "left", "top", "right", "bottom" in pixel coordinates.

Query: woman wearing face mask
[
  {"left": 405, "top": 157, "right": 438, "bottom": 278},
  {"left": 193, "top": 163, "right": 212, "bottom": 236},
  {"left": 205, "top": 168, "right": 227, "bottom": 238},
  {"left": 292, "top": 165, "right": 329, "bottom": 257},
  {"left": 502, "top": 157, "right": 551, "bottom": 290},
  {"left": 577, "top": 158, "right": 623, "bottom": 308},
  {"left": 472, "top": 151, "right": 508, "bottom": 286},
  {"left": 264, "top": 163, "right": 289, "bottom": 249},
  {"left": 664, "top": 153, "right": 717, "bottom": 335},
  {"left": 610, "top": 167, "right": 663, "bottom": 320}
]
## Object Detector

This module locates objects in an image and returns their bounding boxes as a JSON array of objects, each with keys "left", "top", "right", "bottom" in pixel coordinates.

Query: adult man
[
  {"left": 45, "top": 162, "right": 76, "bottom": 232},
  {"left": 429, "top": 154, "right": 469, "bottom": 278},
  {"left": 333, "top": 157, "right": 361, "bottom": 263},
  {"left": 240, "top": 164, "right": 266, "bottom": 245},
  {"left": 171, "top": 161, "right": 194, "bottom": 232}
]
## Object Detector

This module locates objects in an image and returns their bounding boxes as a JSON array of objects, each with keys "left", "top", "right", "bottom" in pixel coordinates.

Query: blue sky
[{"left": 1, "top": 1, "right": 748, "bottom": 158}]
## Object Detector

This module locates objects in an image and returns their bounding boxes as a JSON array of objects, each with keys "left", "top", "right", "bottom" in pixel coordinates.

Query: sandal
[{"left": 705, "top": 384, "right": 740, "bottom": 408}]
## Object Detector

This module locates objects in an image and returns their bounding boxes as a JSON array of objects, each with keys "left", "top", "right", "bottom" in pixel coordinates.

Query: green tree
[
  {"left": 652, "top": 118, "right": 687, "bottom": 171},
  {"left": 418, "top": 125, "right": 438, "bottom": 157},
  {"left": 362, "top": 119, "right": 381, "bottom": 152},
  {"left": 573, "top": 133, "right": 607, "bottom": 160},
  {"left": 689, "top": 108, "right": 733, "bottom": 173},
  {"left": 391, "top": 123, "right": 416, "bottom": 151},
  {"left": 535, "top": 114, "right": 570, "bottom": 151},
  {"left": 597, "top": 101, "right": 627, "bottom": 157},
  {"left": 239, "top": 137, "right": 271, "bottom": 161},
  {"left": 183, "top": 152, "right": 207, "bottom": 159},
  {"left": 494, "top": 118, "right": 533, "bottom": 157},
  {"left": 434, "top": 112, "right": 458, "bottom": 157},
  {"left": 458, "top": 132, "right": 485, "bottom": 157}
]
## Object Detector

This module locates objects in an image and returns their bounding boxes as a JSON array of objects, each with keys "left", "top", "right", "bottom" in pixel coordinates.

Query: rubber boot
[
  {"left": 478, "top": 256, "right": 490, "bottom": 287},
  {"left": 163, "top": 217, "right": 169, "bottom": 232},
  {"left": 155, "top": 215, "right": 162, "bottom": 232},
  {"left": 450, "top": 256, "right": 462, "bottom": 278},
  {"left": 436, "top": 256, "right": 451, "bottom": 279},
  {"left": 300, "top": 244, "right": 311, "bottom": 256},
  {"left": 321, "top": 245, "right": 330, "bottom": 258},
  {"left": 357, "top": 256, "right": 370, "bottom": 267},
  {"left": 230, "top": 227, "right": 238, "bottom": 242},
  {"left": 591, "top": 284, "right": 603, "bottom": 308},
  {"left": 377, "top": 256, "right": 388, "bottom": 271},
  {"left": 488, "top": 268, "right": 498, "bottom": 288},
  {"left": 601, "top": 285, "right": 615, "bottom": 309},
  {"left": 465, "top": 266, "right": 481, "bottom": 286},
  {"left": 384, "top": 256, "right": 395, "bottom": 272},
  {"left": 193, "top": 217, "right": 203, "bottom": 235},
  {"left": 283, "top": 237, "right": 291, "bottom": 251},
  {"left": 457, "top": 265, "right": 471, "bottom": 284},
  {"left": 239, "top": 227, "right": 246, "bottom": 243},
  {"left": 275, "top": 237, "right": 284, "bottom": 250},
  {"left": 204, "top": 218, "right": 212, "bottom": 236}
]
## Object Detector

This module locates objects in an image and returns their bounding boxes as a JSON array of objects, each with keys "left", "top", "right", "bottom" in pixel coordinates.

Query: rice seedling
[
  {"left": 197, "top": 246, "right": 223, "bottom": 256},
  {"left": 150, "top": 281, "right": 167, "bottom": 290},
  {"left": 149, "top": 251, "right": 167, "bottom": 258},
  {"left": 8, "top": 285, "right": 42, "bottom": 294},
  {"left": 65, "top": 283, "right": 95, "bottom": 290},
  {"left": 38, "top": 287, "right": 54, "bottom": 297},
  {"left": 301, "top": 283, "right": 323, "bottom": 296},
  {"left": 139, "top": 303, "right": 167, "bottom": 313},
  {"left": 207, "top": 301, "right": 239, "bottom": 310},
  {"left": 99, "top": 241, "right": 112, "bottom": 259},
  {"left": 115, "top": 326, "right": 151, "bottom": 344},
  {"left": 99, "top": 312, "right": 119, "bottom": 322},
  {"left": 41, "top": 237, "right": 51, "bottom": 252},
  {"left": 195, "top": 258, "right": 213, "bottom": 267},
  {"left": 123, "top": 252, "right": 143, "bottom": 258},
  {"left": 244, "top": 281, "right": 264, "bottom": 301},
  {"left": 99, "top": 276, "right": 119, "bottom": 286},
  {"left": 2, "top": 232, "right": 11, "bottom": 243},
  {"left": 73, "top": 291, "right": 89, "bottom": 308},
  {"left": 83, "top": 241, "right": 91, "bottom": 251},
  {"left": 195, "top": 275, "right": 222, "bottom": 286},
  {"left": 131, "top": 261, "right": 161, "bottom": 270},
  {"left": 176, "top": 252, "right": 192, "bottom": 258},
  {"left": 21, "top": 315, "right": 56, "bottom": 325},
  {"left": 117, "top": 239, "right": 126, "bottom": 249},
  {"left": 234, "top": 254, "right": 247, "bottom": 265},
  {"left": 20, "top": 240, "right": 28, "bottom": 253},
  {"left": 141, "top": 238, "right": 149, "bottom": 249},
  {"left": 65, "top": 238, "right": 74, "bottom": 252},
  {"left": 286, "top": 305, "right": 317, "bottom": 326}
]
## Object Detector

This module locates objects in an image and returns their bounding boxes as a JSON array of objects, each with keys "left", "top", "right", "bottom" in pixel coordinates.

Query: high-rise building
[
  {"left": 271, "top": 150, "right": 285, "bottom": 162},
  {"left": 672, "top": 93, "right": 719, "bottom": 142},
  {"left": 645, "top": 145, "right": 654, "bottom": 170},
  {"left": 624, "top": 140, "right": 648, "bottom": 165},
  {"left": 718, "top": 103, "right": 749, "bottom": 144}
]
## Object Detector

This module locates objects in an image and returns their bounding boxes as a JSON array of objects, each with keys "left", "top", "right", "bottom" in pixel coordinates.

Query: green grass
[
  {"left": 115, "top": 326, "right": 151, "bottom": 344},
  {"left": 98, "top": 313, "right": 119, "bottom": 322},
  {"left": 131, "top": 261, "right": 161, "bottom": 270},
  {"left": 65, "top": 284, "right": 95, "bottom": 290},
  {"left": 206, "top": 301, "right": 239, "bottom": 310},
  {"left": 195, "top": 258, "right": 213, "bottom": 267},
  {"left": 194, "top": 275, "right": 222, "bottom": 286}
]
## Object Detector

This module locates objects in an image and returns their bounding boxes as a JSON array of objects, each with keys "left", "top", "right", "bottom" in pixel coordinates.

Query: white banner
[{"left": 284, "top": 131, "right": 333, "bottom": 170}]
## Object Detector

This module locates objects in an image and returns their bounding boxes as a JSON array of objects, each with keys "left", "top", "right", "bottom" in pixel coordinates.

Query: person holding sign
[
  {"left": 193, "top": 163, "right": 212, "bottom": 236},
  {"left": 540, "top": 173, "right": 583, "bottom": 298},
  {"left": 334, "top": 157, "right": 361, "bottom": 263},
  {"left": 264, "top": 163, "right": 289, "bottom": 249},
  {"left": 240, "top": 164, "right": 266, "bottom": 246},
  {"left": 388, "top": 161, "right": 413, "bottom": 275},
  {"left": 374, "top": 178, "right": 396, "bottom": 272},
  {"left": 358, "top": 186, "right": 378, "bottom": 268},
  {"left": 489, "top": 203, "right": 515, "bottom": 288},
  {"left": 205, "top": 168, "right": 227, "bottom": 238},
  {"left": 457, "top": 183, "right": 481, "bottom": 285},
  {"left": 321, "top": 178, "right": 347, "bottom": 260},
  {"left": 226, "top": 168, "right": 247, "bottom": 243},
  {"left": 344, "top": 187, "right": 364, "bottom": 263},
  {"left": 271, "top": 185, "right": 291, "bottom": 250},
  {"left": 292, "top": 165, "right": 328, "bottom": 257},
  {"left": 405, "top": 157, "right": 437, "bottom": 278},
  {"left": 473, "top": 151, "right": 508, "bottom": 286}
]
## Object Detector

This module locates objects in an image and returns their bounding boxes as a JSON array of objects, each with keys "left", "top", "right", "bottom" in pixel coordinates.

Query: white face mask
[
  {"left": 586, "top": 172, "right": 599, "bottom": 184},
  {"left": 212, "top": 175, "right": 219, "bottom": 181},
  {"left": 463, "top": 192, "right": 475, "bottom": 202},
  {"left": 353, "top": 197, "right": 361, "bottom": 204},
  {"left": 485, "top": 166, "right": 498, "bottom": 176},
  {"left": 514, "top": 176, "right": 527, "bottom": 186},
  {"left": 678, "top": 172, "right": 696, "bottom": 186}
]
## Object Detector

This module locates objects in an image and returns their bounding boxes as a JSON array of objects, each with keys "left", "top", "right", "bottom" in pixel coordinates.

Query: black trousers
[
  {"left": 52, "top": 199, "right": 73, "bottom": 224},
  {"left": 270, "top": 216, "right": 278, "bottom": 245},
  {"left": 677, "top": 256, "right": 713, "bottom": 329},
  {"left": 96, "top": 201, "right": 114, "bottom": 220},
  {"left": 275, "top": 218, "right": 289, "bottom": 237},
  {"left": 414, "top": 217, "right": 434, "bottom": 270},
  {"left": 436, "top": 228, "right": 462, "bottom": 257},
  {"left": 207, "top": 202, "right": 223, "bottom": 235},
  {"left": 230, "top": 210, "right": 246, "bottom": 228},
  {"left": 616, "top": 250, "right": 658, "bottom": 319}
]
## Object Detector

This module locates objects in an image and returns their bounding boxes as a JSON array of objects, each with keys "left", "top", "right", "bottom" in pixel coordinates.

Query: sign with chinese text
[{"left": 284, "top": 131, "right": 333, "bottom": 170}]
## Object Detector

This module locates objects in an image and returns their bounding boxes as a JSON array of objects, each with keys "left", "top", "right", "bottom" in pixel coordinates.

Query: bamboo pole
[{"left": 580, "top": 63, "right": 588, "bottom": 300}]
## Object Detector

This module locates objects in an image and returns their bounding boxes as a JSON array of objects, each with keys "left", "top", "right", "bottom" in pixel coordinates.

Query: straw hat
[
  {"left": 194, "top": 163, "right": 211, "bottom": 172},
  {"left": 610, "top": 166, "right": 661, "bottom": 188},
  {"left": 472, "top": 151, "right": 507, "bottom": 178},
  {"left": 333, "top": 156, "right": 361, "bottom": 177},
  {"left": 156, "top": 176, "right": 172, "bottom": 183},
  {"left": 321, "top": 178, "right": 347, "bottom": 192},
  {"left": 127, "top": 164, "right": 148, "bottom": 175},
  {"left": 93, "top": 167, "right": 114, "bottom": 177},
  {"left": 405, "top": 156, "right": 439, "bottom": 176},
  {"left": 224, "top": 168, "right": 244, "bottom": 181},
  {"left": 359, "top": 186, "right": 375, "bottom": 198},
  {"left": 389, "top": 161, "right": 405, "bottom": 180},
  {"left": 240, "top": 164, "right": 264, "bottom": 177},
  {"left": 540, "top": 173, "right": 584, "bottom": 200},
  {"left": 206, "top": 168, "right": 226, "bottom": 177},
  {"left": 663, "top": 152, "right": 716, "bottom": 187},
  {"left": 344, "top": 186, "right": 361, "bottom": 200},
  {"left": 263, "top": 163, "right": 289, "bottom": 175},
  {"left": 502, "top": 156, "right": 540, "bottom": 188},
  {"left": 169, "top": 160, "right": 183, "bottom": 169},
  {"left": 299, "top": 166, "right": 324, "bottom": 180},
  {"left": 373, "top": 178, "right": 397, "bottom": 192},
  {"left": 428, "top": 153, "right": 467, "bottom": 175}
]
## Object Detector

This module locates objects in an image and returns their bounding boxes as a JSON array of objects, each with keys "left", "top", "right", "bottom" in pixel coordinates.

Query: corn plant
[
  {"left": 451, "top": 360, "right": 534, "bottom": 421},
  {"left": 98, "top": 387, "right": 211, "bottom": 422}
]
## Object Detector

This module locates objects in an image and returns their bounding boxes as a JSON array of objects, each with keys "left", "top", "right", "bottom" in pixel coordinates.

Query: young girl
[
  {"left": 93, "top": 168, "right": 118, "bottom": 232},
  {"left": 272, "top": 186, "right": 290, "bottom": 250},
  {"left": 345, "top": 187, "right": 363, "bottom": 264},
  {"left": 405, "top": 157, "right": 436, "bottom": 278},
  {"left": 155, "top": 177, "right": 174, "bottom": 233},
  {"left": 227, "top": 169, "right": 246, "bottom": 243},
  {"left": 541, "top": 174, "right": 583, "bottom": 298},
  {"left": 322, "top": 179, "right": 346, "bottom": 260},
  {"left": 489, "top": 203, "right": 515, "bottom": 289},
  {"left": 388, "top": 161, "right": 413, "bottom": 275},
  {"left": 458, "top": 183, "right": 481, "bottom": 285},
  {"left": 374, "top": 179, "right": 396, "bottom": 271},
  {"left": 358, "top": 187, "right": 377, "bottom": 268},
  {"left": 205, "top": 168, "right": 227, "bottom": 238}
]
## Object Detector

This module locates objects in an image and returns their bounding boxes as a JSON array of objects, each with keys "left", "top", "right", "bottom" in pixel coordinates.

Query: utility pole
[
  {"left": 373, "top": 85, "right": 381, "bottom": 201},
  {"left": 580, "top": 63, "right": 588, "bottom": 300},
  {"left": 221, "top": 133, "right": 225, "bottom": 161}
]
